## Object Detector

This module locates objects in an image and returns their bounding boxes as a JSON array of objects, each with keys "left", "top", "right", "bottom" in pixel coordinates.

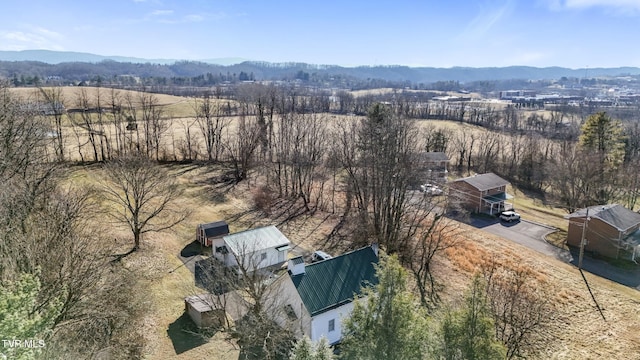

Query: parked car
[
  {"left": 500, "top": 210, "right": 521, "bottom": 222},
  {"left": 311, "top": 250, "right": 333, "bottom": 262},
  {"left": 420, "top": 183, "right": 443, "bottom": 196}
]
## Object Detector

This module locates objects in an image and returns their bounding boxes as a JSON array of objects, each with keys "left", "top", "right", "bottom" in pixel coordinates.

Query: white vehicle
[
  {"left": 500, "top": 211, "right": 521, "bottom": 222},
  {"left": 420, "top": 183, "right": 443, "bottom": 196},
  {"left": 311, "top": 250, "right": 333, "bottom": 262}
]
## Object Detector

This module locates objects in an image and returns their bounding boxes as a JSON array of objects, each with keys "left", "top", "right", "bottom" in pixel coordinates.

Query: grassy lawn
[
  {"left": 545, "top": 229, "right": 569, "bottom": 249},
  {"left": 508, "top": 185, "right": 569, "bottom": 231}
]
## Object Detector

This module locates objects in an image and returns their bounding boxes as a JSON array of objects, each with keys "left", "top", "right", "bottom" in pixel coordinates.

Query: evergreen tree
[
  {"left": 578, "top": 111, "right": 626, "bottom": 204},
  {"left": 289, "top": 337, "right": 314, "bottom": 360},
  {"left": 437, "top": 276, "right": 506, "bottom": 360},
  {"left": 0, "top": 272, "right": 61, "bottom": 360},
  {"left": 340, "top": 255, "right": 430, "bottom": 360},
  {"left": 314, "top": 337, "right": 333, "bottom": 360},
  {"left": 579, "top": 111, "right": 625, "bottom": 163},
  {"left": 289, "top": 336, "right": 334, "bottom": 360}
]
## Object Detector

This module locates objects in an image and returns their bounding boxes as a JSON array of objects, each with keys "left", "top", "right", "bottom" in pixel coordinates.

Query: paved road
[
  {"left": 469, "top": 217, "right": 572, "bottom": 262},
  {"left": 567, "top": 247, "right": 640, "bottom": 290},
  {"left": 468, "top": 216, "right": 640, "bottom": 291}
]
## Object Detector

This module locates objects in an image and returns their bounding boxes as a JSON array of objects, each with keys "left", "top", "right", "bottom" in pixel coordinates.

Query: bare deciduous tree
[
  {"left": 224, "top": 108, "right": 261, "bottom": 183},
  {"left": 69, "top": 88, "right": 103, "bottom": 162},
  {"left": 139, "top": 90, "right": 168, "bottom": 160},
  {"left": 195, "top": 93, "right": 228, "bottom": 162},
  {"left": 200, "top": 239, "right": 295, "bottom": 360},
  {"left": 37, "top": 86, "right": 66, "bottom": 162},
  {"left": 101, "top": 155, "right": 187, "bottom": 255},
  {"left": 337, "top": 103, "right": 419, "bottom": 252},
  {"left": 480, "top": 259, "right": 550, "bottom": 359},
  {"left": 270, "top": 112, "right": 327, "bottom": 210},
  {"left": 402, "top": 209, "right": 461, "bottom": 310},
  {"left": 546, "top": 141, "right": 598, "bottom": 212}
]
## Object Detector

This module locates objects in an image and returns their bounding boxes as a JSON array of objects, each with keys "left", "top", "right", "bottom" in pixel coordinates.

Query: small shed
[
  {"left": 184, "top": 294, "right": 226, "bottom": 328},
  {"left": 185, "top": 291, "right": 250, "bottom": 329},
  {"left": 197, "top": 221, "right": 230, "bottom": 247}
]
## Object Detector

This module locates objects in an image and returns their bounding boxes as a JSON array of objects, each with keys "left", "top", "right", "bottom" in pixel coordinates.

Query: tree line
[{"left": 31, "top": 82, "right": 640, "bottom": 212}]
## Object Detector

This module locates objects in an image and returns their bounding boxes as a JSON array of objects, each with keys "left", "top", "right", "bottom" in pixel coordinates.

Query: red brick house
[
  {"left": 449, "top": 173, "right": 511, "bottom": 215},
  {"left": 566, "top": 204, "right": 640, "bottom": 260}
]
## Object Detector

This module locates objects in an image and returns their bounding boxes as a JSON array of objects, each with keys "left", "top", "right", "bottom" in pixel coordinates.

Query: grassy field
[
  {"left": 509, "top": 185, "right": 570, "bottom": 230},
  {"left": 66, "top": 161, "right": 640, "bottom": 360}
]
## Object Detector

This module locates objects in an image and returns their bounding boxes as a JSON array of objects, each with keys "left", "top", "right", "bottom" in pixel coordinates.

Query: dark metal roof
[
  {"left": 568, "top": 204, "right": 640, "bottom": 232},
  {"left": 200, "top": 221, "right": 229, "bottom": 237},
  {"left": 290, "top": 246, "right": 378, "bottom": 316},
  {"left": 453, "top": 173, "right": 509, "bottom": 191}
]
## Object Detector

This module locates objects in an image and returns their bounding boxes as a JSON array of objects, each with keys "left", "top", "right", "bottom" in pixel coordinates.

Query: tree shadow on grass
[{"left": 167, "top": 313, "right": 218, "bottom": 355}]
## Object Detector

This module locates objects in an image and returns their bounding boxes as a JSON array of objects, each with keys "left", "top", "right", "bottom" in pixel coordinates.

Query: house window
[
  {"left": 328, "top": 319, "right": 335, "bottom": 332},
  {"left": 261, "top": 252, "right": 267, "bottom": 261}
]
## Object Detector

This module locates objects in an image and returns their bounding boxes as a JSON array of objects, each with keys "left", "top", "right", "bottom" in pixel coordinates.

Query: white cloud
[
  {"left": 34, "top": 27, "right": 63, "bottom": 39},
  {"left": 0, "top": 27, "right": 65, "bottom": 51}
]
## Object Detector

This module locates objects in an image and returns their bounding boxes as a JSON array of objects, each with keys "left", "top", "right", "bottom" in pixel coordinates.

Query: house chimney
[
  {"left": 371, "top": 243, "right": 379, "bottom": 257},
  {"left": 288, "top": 256, "right": 305, "bottom": 276}
]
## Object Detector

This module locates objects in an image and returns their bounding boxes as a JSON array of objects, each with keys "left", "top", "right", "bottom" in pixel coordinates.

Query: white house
[
  {"left": 273, "top": 245, "right": 379, "bottom": 345},
  {"left": 213, "top": 225, "right": 291, "bottom": 271}
]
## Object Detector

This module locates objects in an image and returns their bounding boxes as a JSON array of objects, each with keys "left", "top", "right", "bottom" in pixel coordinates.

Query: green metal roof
[{"left": 290, "top": 246, "right": 378, "bottom": 316}]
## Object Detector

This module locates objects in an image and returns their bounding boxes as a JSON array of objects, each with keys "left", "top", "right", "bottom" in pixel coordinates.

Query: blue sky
[{"left": 1, "top": 0, "right": 640, "bottom": 68}]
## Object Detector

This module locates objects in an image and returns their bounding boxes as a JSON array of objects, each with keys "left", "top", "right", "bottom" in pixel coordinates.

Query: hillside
[
  {"left": 93, "top": 163, "right": 640, "bottom": 360},
  {"left": 2, "top": 50, "right": 640, "bottom": 84},
  {"left": 5, "top": 82, "right": 639, "bottom": 358}
]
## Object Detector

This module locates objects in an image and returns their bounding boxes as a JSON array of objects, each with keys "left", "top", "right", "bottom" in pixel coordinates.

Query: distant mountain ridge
[
  {"left": 0, "top": 50, "right": 246, "bottom": 66},
  {"left": 1, "top": 50, "right": 640, "bottom": 84}
]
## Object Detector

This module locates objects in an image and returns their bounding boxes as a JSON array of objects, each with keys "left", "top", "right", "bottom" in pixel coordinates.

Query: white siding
[
  {"left": 310, "top": 302, "right": 355, "bottom": 345},
  {"left": 186, "top": 303, "right": 203, "bottom": 328},
  {"left": 232, "top": 247, "right": 287, "bottom": 270},
  {"left": 269, "top": 275, "right": 312, "bottom": 339}
]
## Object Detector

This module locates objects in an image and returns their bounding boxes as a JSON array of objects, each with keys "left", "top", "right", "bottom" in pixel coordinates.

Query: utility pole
[
  {"left": 576, "top": 206, "right": 605, "bottom": 321},
  {"left": 578, "top": 207, "right": 589, "bottom": 269}
]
